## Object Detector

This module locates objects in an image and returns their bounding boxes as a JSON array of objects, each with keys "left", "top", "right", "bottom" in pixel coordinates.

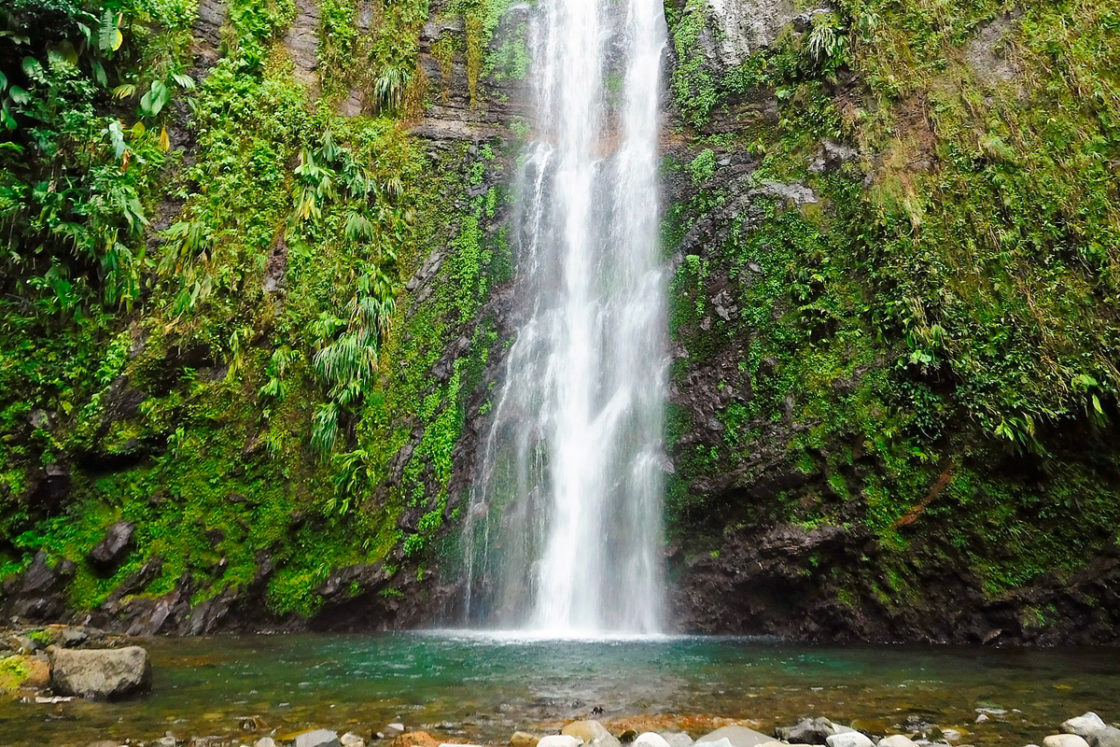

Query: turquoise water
[{"left": 2, "top": 632, "right": 1117, "bottom": 747}]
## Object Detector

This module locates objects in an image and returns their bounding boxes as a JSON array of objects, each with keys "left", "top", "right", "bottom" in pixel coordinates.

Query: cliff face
[{"left": 2, "top": 0, "right": 1119, "bottom": 643}]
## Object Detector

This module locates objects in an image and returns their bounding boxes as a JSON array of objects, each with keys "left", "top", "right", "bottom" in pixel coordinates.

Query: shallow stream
[{"left": 3, "top": 632, "right": 1117, "bottom": 747}]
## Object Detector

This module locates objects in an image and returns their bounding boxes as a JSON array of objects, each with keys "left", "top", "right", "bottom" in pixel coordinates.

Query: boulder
[
  {"left": 511, "top": 733, "right": 540, "bottom": 747},
  {"left": 633, "top": 735, "right": 672, "bottom": 747},
  {"left": 824, "top": 734, "right": 874, "bottom": 747},
  {"left": 296, "top": 731, "right": 342, "bottom": 747},
  {"left": 1064, "top": 715, "right": 1108, "bottom": 739},
  {"left": 539, "top": 737, "right": 583, "bottom": 747},
  {"left": 775, "top": 720, "right": 854, "bottom": 746},
  {"left": 696, "top": 727, "right": 775, "bottom": 747},
  {"left": 23, "top": 656, "right": 51, "bottom": 688},
  {"left": 661, "top": 734, "right": 693, "bottom": 747},
  {"left": 1089, "top": 729, "right": 1120, "bottom": 747},
  {"left": 89, "top": 521, "right": 136, "bottom": 569},
  {"left": 563, "top": 721, "right": 621, "bottom": 747},
  {"left": 49, "top": 645, "right": 151, "bottom": 700},
  {"left": 1043, "top": 737, "right": 1091, "bottom": 747},
  {"left": 878, "top": 737, "right": 920, "bottom": 747},
  {"left": 393, "top": 733, "right": 440, "bottom": 747}
]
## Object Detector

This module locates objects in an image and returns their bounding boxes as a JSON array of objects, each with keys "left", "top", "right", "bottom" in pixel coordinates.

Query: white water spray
[{"left": 464, "top": 0, "right": 668, "bottom": 635}]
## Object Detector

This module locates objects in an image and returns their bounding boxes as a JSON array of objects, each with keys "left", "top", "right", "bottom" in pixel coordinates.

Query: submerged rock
[
  {"left": 695, "top": 726, "right": 775, "bottom": 747},
  {"left": 48, "top": 645, "right": 151, "bottom": 700}
]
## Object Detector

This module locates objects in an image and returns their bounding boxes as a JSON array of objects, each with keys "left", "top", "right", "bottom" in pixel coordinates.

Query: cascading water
[{"left": 463, "top": 0, "right": 668, "bottom": 635}]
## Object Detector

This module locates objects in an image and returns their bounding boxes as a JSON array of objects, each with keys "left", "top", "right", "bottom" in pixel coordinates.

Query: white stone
[
  {"left": 661, "top": 734, "right": 693, "bottom": 747},
  {"left": 825, "top": 733, "right": 874, "bottom": 747},
  {"left": 254, "top": 739, "right": 278, "bottom": 747},
  {"left": 634, "top": 734, "right": 672, "bottom": 747},
  {"left": 1043, "top": 736, "right": 1091, "bottom": 747},
  {"left": 879, "top": 737, "right": 920, "bottom": 747},
  {"left": 538, "top": 736, "right": 583, "bottom": 747},
  {"left": 1063, "top": 715, "right": 1108, "bottom": 739},
  {"left": 341, "top": 734, "right": 366, "bottom": 747},
  {"left": 696, "top": 726, "right": 774, "bottom": 747}
]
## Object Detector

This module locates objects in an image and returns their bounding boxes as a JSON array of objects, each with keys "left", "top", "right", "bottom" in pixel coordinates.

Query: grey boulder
[
  {"left": 49, "top": 645, "right": 151, "bottom": 700},
  {"left": 89, "top": 521, "right": 135, "bottom": 568},
  {"left": 696, "top": 726, "right": 775, "bottom": 747},
  {"left": 295, "top": 730, "right": 342, "bottom": 747},
  {"left": 775, "top": 719, "right": 855, "bottom": 745}
]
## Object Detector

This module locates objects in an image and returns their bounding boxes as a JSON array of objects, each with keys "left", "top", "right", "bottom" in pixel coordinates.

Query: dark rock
[
  {"left": 89, "top": 521, "right": 136, "bottom": 569},
  {"left": 48, "top": 645, "right": 152, "bottom": 700}
]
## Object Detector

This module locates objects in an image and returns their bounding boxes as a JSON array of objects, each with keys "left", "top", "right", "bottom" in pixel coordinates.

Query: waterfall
[{"left": 464, "top": 0, "right": 668, "bottom": 635}]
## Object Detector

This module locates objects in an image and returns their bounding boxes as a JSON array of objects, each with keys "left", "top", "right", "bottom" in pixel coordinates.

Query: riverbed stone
[
  {"left": 879, "top": 737, "right": 920, "bottom": 747},
  {"left": 697, "top": 726, "right": 775, "bottom": 747},
  {"left": 776, "top": 719, "right": 854, "bottom": 745},
  {"left": 393, "top": 733, "right": 439, "bottom": 747},
  {"left": 633, "top": 733, "right": 672, "bottom": 747},
  {"left": 295, "top": 730, "right": 342, "bottom": 747},
  {"left": 563, "top": 721, "right": 621, "bottom": 747},
  {"left": 824, "top": 733, "right": 874, "bottom": 747},
  {"left": 341, "top": 734, "right": 366, "bottom": 747},
  {"left": 1043, "top": 736, "right": 1091, "bottom": 747},
  {"left": 1064, "top": 716, "right": 1108, "bottom": 739},
  {"left": 1088, "top": 729, "right": 1120, "bottom": 747},
  {"left": 539, "top": 736, "right": 583, "bottom": 747},
  {"left": 511, "top": 733, "right": 540, "bottom": 747},
  {"left": 254, "top": 739, "right": 278, "bottom": 747},
  {"left": 660, "top": 734, "right": 693, "bottom": 747},
  {"left": 48, "top": 645, "right": 151, "bottom": 700}
]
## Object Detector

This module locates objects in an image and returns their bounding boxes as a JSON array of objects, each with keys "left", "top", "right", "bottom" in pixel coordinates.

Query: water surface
[{"left": 3, "top": 632, "right": 1117, "bottom": 746}]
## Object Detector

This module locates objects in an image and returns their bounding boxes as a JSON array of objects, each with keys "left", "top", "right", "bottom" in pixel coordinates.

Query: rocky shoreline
[{"left": 22, "top": 712, "right": 1119, "bottom": 747}]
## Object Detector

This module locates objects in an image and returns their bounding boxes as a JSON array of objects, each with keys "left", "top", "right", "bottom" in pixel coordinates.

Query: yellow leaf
[
  {"left": 159, "top": 126, "right": 170, "bottom": 152},
  {"left": 112, "top": 29, "right": 123, "bottom": 51},
  {"left": 131, "top": 121, "right": 146, "bottom": 137}
]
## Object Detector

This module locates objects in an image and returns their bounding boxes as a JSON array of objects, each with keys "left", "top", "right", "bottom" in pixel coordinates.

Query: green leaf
[
  {"left": 98, "top": 9, "right": 122, "bottom": 52},
  {"left": 0, "top": 71, "right": 6, "bottom": 91},
  {"left": 171, "top": 73, "right": 195, "bottom": 89},
  {"left": 91, "top": 60, "right": 108, "bottom": 87},
  {"left": 21, "top": 57, "right": 43, "bottom": 80},
  {"left": 7, "top": 86, "right": 29, "bottom": 105}
]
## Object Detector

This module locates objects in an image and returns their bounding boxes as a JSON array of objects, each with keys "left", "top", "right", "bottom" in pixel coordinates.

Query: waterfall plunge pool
[{"left": 2, "top": 632, "right": 1117, "bottom": 746}]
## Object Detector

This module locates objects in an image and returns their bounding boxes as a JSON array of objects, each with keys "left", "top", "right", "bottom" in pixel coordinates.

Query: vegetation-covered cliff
[{"left": 1, "top": 0, "right": 1118, "bottom": 643}]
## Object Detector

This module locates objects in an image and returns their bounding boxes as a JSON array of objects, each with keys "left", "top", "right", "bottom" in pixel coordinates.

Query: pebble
[
  {"left": 538, "top": 737, "right": 583, "bottom": 747},
  {"left": 341, "top": 733, "right": 366, "bottom": 747},
  {"left": 511, "top": 732, "right": 540, "bottom": 747}
]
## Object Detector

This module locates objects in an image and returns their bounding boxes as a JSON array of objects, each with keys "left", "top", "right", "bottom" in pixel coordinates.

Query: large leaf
[
  {"left": 98, "top": 9, "right": 123, "bottom": 52},
  {"left": 139, "top": 80, "right": 169, "bottom": 117}
]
